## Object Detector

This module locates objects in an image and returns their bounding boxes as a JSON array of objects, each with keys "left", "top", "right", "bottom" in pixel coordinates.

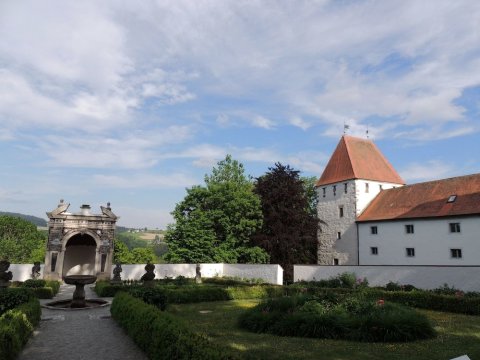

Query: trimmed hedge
[
  {"left": 45, "top": 280, "right": 60, "bottom": 296},
  {"left": 0, "top": 288, "right": 34, "bottom": 316},
  {"left": 32, "top": 287, "right": 54, "bottom": 299},
  {"left": 94, "top": 281, "right": 125, "bottom": 297},
  {"left": 21, "top": 279, "right": 46, "bottom": 288},
  {"left": 95, "top": 281, "right": 285, "bottom": 306},
  {"left": 239, "top": 295, "right": 436, "bottom": 342},
  {"left": 0, "top": 298, "right": 41, "bottom": 360},
  {"left": 111, "top": 292, "right": 236, "bottom": 360},
  {"left": 365, "top": 289, "right": 480, "bottom": 315}
]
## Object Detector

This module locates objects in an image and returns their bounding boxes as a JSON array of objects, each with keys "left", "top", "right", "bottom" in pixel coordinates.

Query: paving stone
[{"left": 18, "top": 284, "right": 148, "bottom": 360}]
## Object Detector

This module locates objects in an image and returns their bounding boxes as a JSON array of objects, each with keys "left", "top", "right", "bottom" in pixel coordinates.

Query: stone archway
[
  {"left": 43, "top": 201, "right": 118, "bottom": 281},
  {"left": 62, "top": 233, "right": 97, "bottom": 277}
]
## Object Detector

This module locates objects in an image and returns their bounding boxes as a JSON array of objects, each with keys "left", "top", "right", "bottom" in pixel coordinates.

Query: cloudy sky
[{"left": 1, "top": 0, "right": 479, "bottom": 228}]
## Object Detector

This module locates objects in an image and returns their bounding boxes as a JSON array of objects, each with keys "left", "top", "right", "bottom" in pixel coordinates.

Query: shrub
[
  {"left": 339, "top": 272, "right": 357, "bottom": 288},
  {"left": 432, "top": 283, "right": 459, "bottom": 296},
  {"left": 0, "top": 298, "right": 41, "bottom": 360},
  {"left": 0, "top": 288, "right": 34, "bottom": 316},
  {"left": 364, "top": 289, "right": 480, "bottom": 315},
  {"left": 111, "top": 292, "right": 235, "bottom": 359},
  {"left": 239, "top": 295, "right": 435, "bottom": 343},
  {"left": 94, "top": 281, "right": 125, "bottom": 297},
  {"left": 385, "top": 281, "right": 402, "bottom": 291},
  {"left": 45, "top": 280, "right": 60, "bottom": 295},
  {"left": 21, "top": 279, "right": 46, "bottom": 288},
  {"left": 32, "top": 287, "right": 54, "bottom": 299}
]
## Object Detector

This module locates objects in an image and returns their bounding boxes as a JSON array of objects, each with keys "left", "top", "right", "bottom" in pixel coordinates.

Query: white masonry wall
[
  {"left": 9, "top": 263, "right": 283, "bottom": 284},
  {"left": 294, "top": 265, "right": 480, "bottom": 291},
  {"left": 10, "top": 264, "right": 45, "bottom": 282},
  {"left": 358, "top": 217, "right": 480, "bottom": 265}
]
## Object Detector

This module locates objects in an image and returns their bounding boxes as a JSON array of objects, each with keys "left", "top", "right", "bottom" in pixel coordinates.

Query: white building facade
[
  {"left": 359, "top": 216, "right": 480, "bottom": 265},
  {"left": 316, "top": 135, "right": 480, "bottom": 266}
]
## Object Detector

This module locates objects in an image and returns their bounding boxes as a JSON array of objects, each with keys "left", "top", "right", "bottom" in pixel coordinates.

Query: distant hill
[{"left": 0, "top": 212, "right": 48, "bottom": 227}]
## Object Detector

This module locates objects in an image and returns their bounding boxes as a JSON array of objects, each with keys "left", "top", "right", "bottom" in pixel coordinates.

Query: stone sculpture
[
  {"left": 195, "top": 263, "right": 202, "bottom": 284},
  {"left": 140, "top": 262, "right": 155, "bottom": 284},
  {"left": 0, "top": 260, "right": 13, "bottom": 288},
  {"left": 111, "top": 262, "right": 122, "bottom": 284},
  {"left": 31, "top": 261, "right": 41, "bottom": 279}
]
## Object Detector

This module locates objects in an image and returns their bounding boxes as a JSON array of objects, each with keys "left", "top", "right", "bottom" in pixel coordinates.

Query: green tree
[
  {"left": 113, "top": 240, "right": 133, "bottom": 263},
  {"left": 131, "top": 248, "right": 156, "bottom": 264},
  {"left": 0, "top": 215, "right": 46, "bottom": 263},
  {"left": 253, "top": 163, "right": 318, "bottom": 281},
  {"left": 165, "top": 155, "right": 268, "bottom": 264},
  {"left": 302, "top": 176, "right": 319, "bottom": 218}
]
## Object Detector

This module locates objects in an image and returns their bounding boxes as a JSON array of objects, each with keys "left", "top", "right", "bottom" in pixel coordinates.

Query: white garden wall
[
  {"left": 9, "top": 263, "right": 283, "bottom": 285},
  {"left": 120, "top": 263, "right": 282, "bottom": 285},
  {"left": 10, "top": 264, "right": 45, "bottom": 281},
  {"left": 294, "top": 265, "right": 480, "bottom": 291}
]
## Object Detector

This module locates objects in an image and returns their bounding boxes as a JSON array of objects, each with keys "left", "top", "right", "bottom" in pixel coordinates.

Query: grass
[{"left": 167, "top": 300, "right": 480, "bottom": 360}]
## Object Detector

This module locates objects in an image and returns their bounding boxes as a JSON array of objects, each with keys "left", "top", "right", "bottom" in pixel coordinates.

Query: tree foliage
[
  {"left": 253, "top": 163, "right": 318, "bottom": 281},
  {"left": 114, "top": 239, "right": 157, "bottom": 264},
  {"left": 165, "top": 155, "right": 268, "bottom": 264},
  {"left": 0, "top": 215, "right": 46, "bottom": 263},
  {"left": 301, "top": 176, "right": 319, "bottom": 218}
]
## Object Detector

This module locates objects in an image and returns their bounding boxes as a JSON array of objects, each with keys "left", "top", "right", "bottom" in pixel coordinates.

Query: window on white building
[
  {"left": 365, "top": 182, "right": 369, "bottom": 193},
  {"left": 333, "top": 185, "right": 337, "bottom": 196},
  {"left": 371, "top": 247, "right": 378, "bottom": 255},
  {"left": 406, "top": 248, "right": 415, "bottom": 257},
  {"left": 322, "top": 187, "right": 326, "bottom": 198},
  {"left": 450, "top": 248, "right": 462, "bottom": 258},
  {"left": 334, "top": 258, "right": 339, "bottom": 265},
  {"left": 449, "top": 223, "right": 461, "bottom": 233},
  {"left": 344, "top": 183, "right": 348, "bottom": 194},
  {"left": 339, "top": 206, "right": 344, "bottom": 218},
  {"left": 405, "top": 224, "right": 414, "bottom": 234},
  {"left": 337, "top": 232, "right": 341, "bottom": 240},
  {"left": 371, "top": 226, "right": 378, "bottom": 235}
]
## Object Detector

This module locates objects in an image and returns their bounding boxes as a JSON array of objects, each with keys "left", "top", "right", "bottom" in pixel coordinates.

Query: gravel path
[{"left": 18, "top": 284, "right": 148, "bottom": 360}]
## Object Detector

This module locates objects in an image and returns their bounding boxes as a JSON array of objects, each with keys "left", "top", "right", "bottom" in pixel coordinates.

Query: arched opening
[{"left": 62, "top": 233, "right": 97, "bottom": 277}]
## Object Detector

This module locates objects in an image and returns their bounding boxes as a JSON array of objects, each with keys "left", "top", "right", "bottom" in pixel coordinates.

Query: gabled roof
[
  {"left": 357, "top": 173, "right": 480, "bottom": 222},
  {"left": 316, "top": 136, "right": 404, "bottom": 187}
]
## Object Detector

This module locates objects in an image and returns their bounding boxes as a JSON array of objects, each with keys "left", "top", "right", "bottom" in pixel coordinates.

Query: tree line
[
  {"left": 0, "top": 156, "right": 319, "bottom": 281},
  {"left": 164, "top": 155, "right": 318, "bottom": 281}
]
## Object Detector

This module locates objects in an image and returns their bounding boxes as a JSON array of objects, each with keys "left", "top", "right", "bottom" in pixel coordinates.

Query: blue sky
[{"left": 1, "top": 0, "right": 479, "bottom": 228}]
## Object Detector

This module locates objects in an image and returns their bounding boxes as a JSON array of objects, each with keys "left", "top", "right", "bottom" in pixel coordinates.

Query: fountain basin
[
  {"left": 43, "top": 298, "right": 109, "bottom": 310},
  {"left": 63, "top": 275, "right": 97, "bottom": 308}
]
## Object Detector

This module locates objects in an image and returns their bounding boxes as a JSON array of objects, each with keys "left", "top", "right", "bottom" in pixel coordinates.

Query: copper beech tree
[{"left": 253, "top": 163, "right": 318, "bottom": 281}]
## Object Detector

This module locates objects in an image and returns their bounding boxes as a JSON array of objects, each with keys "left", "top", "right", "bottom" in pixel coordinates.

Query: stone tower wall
[{"left": 317, "top": 179, "right": 402, "bottom": 265}]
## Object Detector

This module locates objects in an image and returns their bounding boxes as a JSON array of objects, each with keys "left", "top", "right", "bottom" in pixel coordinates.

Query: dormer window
[{"left": 447, "top": 195, "right": 457, "bottom": 203}]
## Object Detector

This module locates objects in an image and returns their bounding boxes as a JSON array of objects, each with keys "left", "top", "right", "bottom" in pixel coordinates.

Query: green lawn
[{"left": 167, "top": 300, "right": 480, "bottom": 360}]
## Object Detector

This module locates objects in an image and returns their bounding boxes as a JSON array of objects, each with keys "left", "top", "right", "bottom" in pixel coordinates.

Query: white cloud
[
  {"left": 289, "top": 117, "right": 311, "bottom": 131},
  {"left": 93, "top": 173, "right": 196, "bottom": 189},
  {"left": 37, "top": 126, "right": 193, "bottom": 169},
  {"left": 400, "top": 160, "right": 455, "bottom": 182},
  {"left": 251, "top": 115, "right": 276, "bottom": 129}
]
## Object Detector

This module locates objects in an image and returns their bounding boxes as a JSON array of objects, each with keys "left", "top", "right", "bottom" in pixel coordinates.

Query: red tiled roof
[
  {"left": 316, "top": 136, "right": 404, "bottom": 186},
  {"left": 357, "top": 173, "right": 480, "bottom": 221}
]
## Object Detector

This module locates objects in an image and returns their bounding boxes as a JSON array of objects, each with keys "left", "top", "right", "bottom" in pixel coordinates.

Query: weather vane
[
  {"left": 366, "top": 125, "right": 369, "bottom": 139},
  {"left": 343, "top": 121, "right": 350, "bottom": 134}
]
